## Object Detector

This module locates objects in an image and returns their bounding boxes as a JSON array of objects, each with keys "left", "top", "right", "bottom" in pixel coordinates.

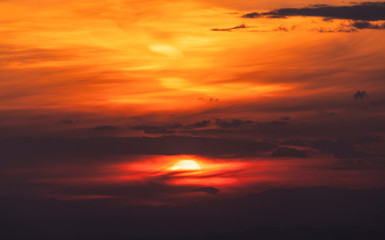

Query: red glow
[{"left": 3, "top": 154, "right": 384, "bottom": 205}]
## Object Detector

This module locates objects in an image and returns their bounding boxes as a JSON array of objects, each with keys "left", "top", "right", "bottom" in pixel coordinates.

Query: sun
[{"left": 170, "top": 160, "right": 201, "bottom": 171}]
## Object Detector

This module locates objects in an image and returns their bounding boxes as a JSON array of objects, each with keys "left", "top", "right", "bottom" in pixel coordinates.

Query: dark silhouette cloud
[
  {"left": 93, "top": 125, "right": 119, "bottom": 131},
  {"left": 351, "top": 20, "right": 385, "bottom": 29},
  {"left": 357, "top": 135, "right": 383, "bottom": 144},
  {"left": 181, "top": 118, "right": 298, "bottom": 139},
  {"left": 132, "top": 118, "right": 291, "bottom": 135},
  {"left": 242, "top": 2, "right": 385, "bottom": 21},
  {"left": 325, "top": 157, "right": 385, "bottom": 170},
  {"left": 259, "top": 120, "right": 287, "bottom": 127},
  {"left": 134, "top": 121, "right": 212, "bottom": 134},
  {"left": 198, "top": 96, "right": 219, "bottom": 102},
  {"left": 280, "top": 116, "right": 291, "bottom": 121},
  {"left": 272, "top": 147, "right": 308, "bottom": 158},
  {"left": 310, "top": 139, "right": 368, "bottom": 158},
  {"left": 193, "top": 187, "right": 220, "bottom": 195},
  {"left": 353, "top": 90, "right": 368, "bottom": 100},
  {"left": 133, "top": 124, "right": 182, "bottom": 134},
  {"left": 274, "top": 26, "right": 289, "bottom": 32},
  {"left": 215, "top": 119, "right": 252, "bottom": 128},
  {"left": 211, "top": 24, "right": 247, "bottom": 32},
  {"left": 282, "top": 139, "right": 308, "bottom": 147},
  {"left": 185, "top": 120, "right": 211, "bottom": 129},
  {"left": 282, "top": 138, "right": 373, "bottom": 159},
  {"left": 0, "top": 136, "right": 277, "bottom": 160},
  {"left": 315, "top": 27, "right": 358, "bottom": 33},
  {"left": 210, "top": 118, "right": 288, "bottom": 131}
]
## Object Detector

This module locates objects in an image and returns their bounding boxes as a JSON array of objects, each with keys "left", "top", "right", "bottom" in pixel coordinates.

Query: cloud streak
[
  {"left": 242, "top": 2, "right": 385, "bottom": 21},
  {"left": 0, "top": 136, "right": 277, "bottom": 159},
  {"left": 211, "top": 24, "right": 248, "bottom": 32}
]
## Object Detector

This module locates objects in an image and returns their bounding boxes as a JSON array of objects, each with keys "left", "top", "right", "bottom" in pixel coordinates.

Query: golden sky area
[{"left": 2, "top": 0, "right": 384, "bottom": 117}]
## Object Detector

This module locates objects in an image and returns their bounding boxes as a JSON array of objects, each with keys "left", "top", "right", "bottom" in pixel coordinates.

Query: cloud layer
[{"left": 243, "top": 2, "right": 385, "bottom": 21}]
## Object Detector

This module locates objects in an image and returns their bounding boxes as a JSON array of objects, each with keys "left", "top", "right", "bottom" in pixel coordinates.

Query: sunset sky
[{"left": 1, "top": 1, "right": 385, "bottom": 239}]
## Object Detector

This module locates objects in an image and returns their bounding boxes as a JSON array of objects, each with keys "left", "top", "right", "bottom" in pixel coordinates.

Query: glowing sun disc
[{"left": 170, "top": 160, "right": 201, "bottom": 171}]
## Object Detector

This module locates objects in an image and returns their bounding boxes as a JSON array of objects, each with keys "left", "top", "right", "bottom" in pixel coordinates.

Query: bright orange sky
[{"left": 1, "top": 0, "right": 384, "bottom": 114}]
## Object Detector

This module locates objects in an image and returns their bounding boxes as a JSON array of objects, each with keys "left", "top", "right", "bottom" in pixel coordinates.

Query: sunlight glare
[{"left": 170, "top": 160, "right": 201, "bottom": 171}]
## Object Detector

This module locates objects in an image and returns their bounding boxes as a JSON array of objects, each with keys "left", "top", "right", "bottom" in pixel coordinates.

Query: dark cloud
[
  {"left": 282, "top": 138, "right": 372, "bottom": 159},
  {"left": 274, "top": 26, "right": 289, "bottom": 32},
  {"left": 310, "top": 139, "right": 368, "bottom": 158},
  {"left": 242, "top": 2, "right": 385, "bottom": 21},
  {"left": 280, "top": 116, "right": 291, "bottom": 121},
  {"left": 351, "top": 20, "right": 385, "bottom": 29},
  {"left": 256, "top": 120, "right": 288, "bottom": 130},
  {"left": 215, "top": 119, "right": 253, "bottom": 128},
  {"left": 0, "top": 136, "right": 277, "bottom": 161},
  {"left": 322, "top": 17, "right": 334, "bottom": 22},
  {"left": 353, "top": 90, "right": 368, "bottom": 100},
  {"left": 357, "top": 135, "right": 383, "bottom": 144},
  {"left": 133, "top": 121, "right": 210, "bottom": 134},
  {"left": 198, "top": 96, "right": 219, "bottom": 102},
  {"left": 193, "top": 187, "right": 220, "bottom": 195},
  {"left": 315, "top": 27, "right": 358, "bottom": 33},
  {"left": 93, "top": 125, "right": 119, "bottom": 131},
  {"left": 1, "top": 178, "right": 185, "bottom": 202},
  {"left": 185, "top": 120, "right": 211, "bottom": 129},
  {"left": 272, "top": 147, "right": 308, "bottom": 158},
  {"left": 282, "top": 139, "right": 308, "bottom": 147},
  {"left": 324, "top": 157, "right": 385, "bottom": 170},
  {"left": 133, "top": 124, "right": 182, "bottom": 134},
  {"left": 210, "top": 118, "right": 288, "bottom": 130},
  {"left": 211, "top": 24, "right": 247, "bottom": 32},
  {"left": 180, "top": 112, "right": 385, "bottom": 142},
  {"left": 182, "top": 118, "right": 293, "bottom": 138}
]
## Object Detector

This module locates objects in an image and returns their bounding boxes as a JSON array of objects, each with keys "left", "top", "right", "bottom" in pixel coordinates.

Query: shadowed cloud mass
[
  {"left": 242, "top": 2, "right": 385, "bottom": 21},
  {"left": 211, "top": 24, "right": 248, "bottom": 32},
  {"left": 354, "top": 90, "right": 369, "bottom": 100},
  {"left": 272, "top": 147, "right": 308, "bottom": 158}
]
